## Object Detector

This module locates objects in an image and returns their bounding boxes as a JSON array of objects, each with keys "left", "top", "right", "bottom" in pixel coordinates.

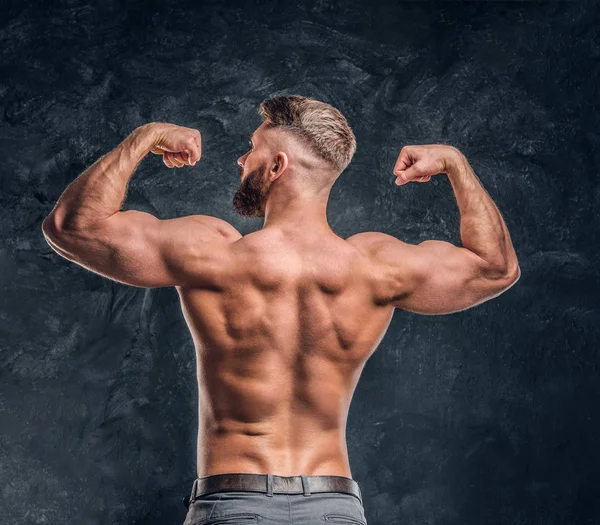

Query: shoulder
[
  {"left": 346, "top": 231, "right": 406, "bottom": 262},
  {"left": 346, "top": 232, "right": 412, "bottom": 307},
  {"left": 156, "top": 215, "right": 242, "bottom": 289},
  {"left": 347, "top": 232, "right": 446, "bottom": 279},
  {"left": 159, "top": 214, "right": 241, "bottom": 273},
  {"left": 346, "top": 231, "right": 395, "bottom": 246},
  {"left": 162, "top": 214, "right": 242, "bottom": 243}
]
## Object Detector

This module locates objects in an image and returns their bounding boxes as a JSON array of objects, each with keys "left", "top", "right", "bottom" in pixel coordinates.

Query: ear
[{"left": 269, "top": 151, "right": 288, "bottom": 182}]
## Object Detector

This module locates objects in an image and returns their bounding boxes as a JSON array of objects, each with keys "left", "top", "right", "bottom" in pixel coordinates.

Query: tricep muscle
[
  {"left": 43, "top": 210, "right": 240, "bottom": 288},
  {"left": 352, "top": 232, "right": 514, "bottom": 315}
]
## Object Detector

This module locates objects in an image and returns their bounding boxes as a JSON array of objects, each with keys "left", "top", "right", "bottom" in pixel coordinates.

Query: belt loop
[
  {"left": 356, "top": 484, "right": 363, "bottom": 504},
  {"left": 189, "top": 478, "right": 198, "bottom": 505},
  {"left": 300, "top": 474, "right": 311, "bottom": 496},
  {"left": 266, "top": 473, "right": 274, "bottom": 497}
]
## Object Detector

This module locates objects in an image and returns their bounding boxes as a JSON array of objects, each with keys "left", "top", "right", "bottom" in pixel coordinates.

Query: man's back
[{"left": 176, "top": 228, "right": 395, "bottom": 478}]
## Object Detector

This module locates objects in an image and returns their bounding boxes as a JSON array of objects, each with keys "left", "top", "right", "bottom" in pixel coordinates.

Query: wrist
[
  {"left": 444, "top": 149, "right": 480, "bottom": 191},
  {"left": 127, "top": 123, "right": 160, "bottom": 155},
  {"left": 442, "top": 147, "right": 464, "bottom": 175}
]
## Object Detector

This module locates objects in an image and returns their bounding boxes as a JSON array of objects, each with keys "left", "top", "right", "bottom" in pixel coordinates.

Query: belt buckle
[{"left": 278, "top": 475, "right": 297, "bottom": 493}]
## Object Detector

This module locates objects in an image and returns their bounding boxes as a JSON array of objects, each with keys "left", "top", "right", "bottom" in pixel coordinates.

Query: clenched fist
[
  {"left": 393, "top": 144, "right": 461, "bottom": 186},
  {"left": 146, "top": 122, "right": 202, "bottom": 168}
]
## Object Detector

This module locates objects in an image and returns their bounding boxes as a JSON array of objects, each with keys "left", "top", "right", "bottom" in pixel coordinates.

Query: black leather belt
[{"left": 184, "top": 473, "right": 362, "bottom": 509}]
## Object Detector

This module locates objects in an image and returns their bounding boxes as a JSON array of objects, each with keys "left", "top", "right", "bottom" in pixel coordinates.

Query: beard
[{"left": 233, "top": 165, "right": 270, "bottom": 218}]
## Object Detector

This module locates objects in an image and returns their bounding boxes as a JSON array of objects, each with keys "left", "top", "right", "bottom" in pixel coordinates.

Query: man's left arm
[{"left": 42, "top": 123, "right": 241, "bottom": 288}]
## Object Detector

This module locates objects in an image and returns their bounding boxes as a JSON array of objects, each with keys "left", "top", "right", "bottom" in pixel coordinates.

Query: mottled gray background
[{"left": 1, "top": 1, "right": 599, "bottom": 524}]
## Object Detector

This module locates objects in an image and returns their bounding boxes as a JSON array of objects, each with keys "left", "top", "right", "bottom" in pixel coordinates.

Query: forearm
[
  {"left": 43, "top": 123, "right": 157, "bottom": 233},
  {"left": 445, "top": 150, "right": 520, "bottom": 277}
]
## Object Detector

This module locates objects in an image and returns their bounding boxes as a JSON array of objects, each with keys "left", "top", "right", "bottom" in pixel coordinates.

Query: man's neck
[{"left": 262, "top": 191, "right": 333, "bottom": 236}]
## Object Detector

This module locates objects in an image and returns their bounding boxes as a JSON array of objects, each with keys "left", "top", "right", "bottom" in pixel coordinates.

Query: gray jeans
[{"left": 183, "top": 480, "right": 368, "bottom": 525}]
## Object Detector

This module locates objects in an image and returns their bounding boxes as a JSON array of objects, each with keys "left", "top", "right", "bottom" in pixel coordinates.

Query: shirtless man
[{"left": 42, "top": 95, "right": 520, "bottom": 525}]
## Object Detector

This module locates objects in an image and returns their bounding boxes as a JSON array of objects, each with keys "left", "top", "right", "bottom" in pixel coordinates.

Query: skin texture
[{"left": 42, "top": 121, "right": 520, "bottom": 478}]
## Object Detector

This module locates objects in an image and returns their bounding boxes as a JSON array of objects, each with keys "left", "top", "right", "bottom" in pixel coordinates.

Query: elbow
[
  {"left": 42, "top": 206, "right": 85, "bottom": 239},
  {"left": 42, "top": 208, "right": 88, "bottom": 236},
  {"left": 42, "top": 213, "right": 74, "bottom": 242},
  {"left": 481, "top": 257, "right": 521, "bottom": 289},
  {"left": 42, "top": 215, "right": 71, "bottom": 255},
  {"left": 42, "top": 213, "right": 88, "bottom": 252},
  {"left": 503, "top": 253, "right": 521, "bottom": 282},
  {"left": 497, "top": 260, "right": 521, "bottom": 290},
  {"left": 42, "top": 214, "right": 60, "bottom": 241},
  {"left": 505, "top": 262, "right": 521, "bottom": 286}
]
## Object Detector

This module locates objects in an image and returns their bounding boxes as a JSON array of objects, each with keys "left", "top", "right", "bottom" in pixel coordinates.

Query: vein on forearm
[
  {"left": 447, "top": 153, "right": 516, "bottom": 272},
  {"left": 50, "top": 126, "right": 153, "bottom": 231}
]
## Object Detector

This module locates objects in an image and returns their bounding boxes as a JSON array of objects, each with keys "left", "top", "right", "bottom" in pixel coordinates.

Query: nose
[{"left": 238, "top": 149, "right": 251, "bottom": 167}]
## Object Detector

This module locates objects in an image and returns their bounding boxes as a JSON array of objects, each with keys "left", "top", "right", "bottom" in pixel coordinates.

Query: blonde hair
[{"left": 258, "top": 95, "right": 356, "bottom": 175}]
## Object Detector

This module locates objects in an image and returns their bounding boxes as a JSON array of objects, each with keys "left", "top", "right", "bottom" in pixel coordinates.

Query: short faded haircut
[{"left": 258, "top": 95, "right": 356, "bottom": 174}]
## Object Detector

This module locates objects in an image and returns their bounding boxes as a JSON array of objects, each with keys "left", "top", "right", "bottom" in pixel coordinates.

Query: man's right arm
[{"left": 350, "top": 147, "right": 520, "bottom": 315}]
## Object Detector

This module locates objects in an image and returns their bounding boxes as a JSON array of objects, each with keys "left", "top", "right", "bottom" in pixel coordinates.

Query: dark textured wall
[{"left": 1, "top": 1, "right": 598, "bottom": 524}]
